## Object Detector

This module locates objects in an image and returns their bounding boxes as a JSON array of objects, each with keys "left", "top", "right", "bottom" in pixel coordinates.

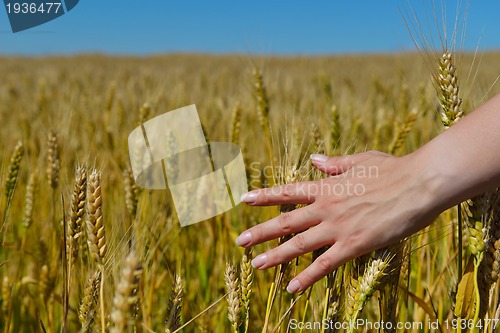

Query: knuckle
[
  {"left": 292, "top": 233, "right": 306, "bottom": 251},
  {"left": 299, "top": 268, "right": 315, "bottom": 286},
  {"left": 316, "top": 256, "right": 333, "bottom": 274},
  {"left": 278, "top": 212, "right": 293, "bottom": 233},
  {"left": 267, "top": 248, "right": 280, "bottom": 264},
  {"left": 345, "top": 232, "right": 367, "bottom": 257},
  {"left": 282, "top": 184, "right": 295, "bottom": 198},
  {"left": 253, "top": 224, "right": 264, "bottom": 241}
]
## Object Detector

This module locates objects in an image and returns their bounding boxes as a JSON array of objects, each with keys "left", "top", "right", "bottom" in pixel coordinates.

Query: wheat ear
[
  {"left": 79, "top": 271, "right": 101, "bottom": 333},
  {"left": 345, "top": 258, "right": 390, "bottom": 330},
  {"left": 389, "top": 110, "right": 417, "bottom": 155},
  {"left": 110, "top": 250, "right": 142, "bottom": 333},
  {"left": 253, "top": 69, "right": 274, "bottom": 186},
  {"left": 240, "top": 248, "right": 253, "bottom": 333},
  {"left": 46, "top": 130, "right": 60, "bottom": 189},
  {"left": 436, "top": 51, "right": 463, "bottom": 129},
  {"left": 86, "top": 169, "right": 106, "bottom": 264},
  {"left": 85, "top": 169, "right": 106, "bottom": 332},
  {"left": 3, "top": 140, "right": 24, "bottom": 204},
  {"left": 23, "top": 171, "right": 37, "bottom": 230},
  {"left": 165, "top": 274, "right": 184, "bottom": 333},
  {"left": 123, "top": 167, "right": 139, "bottom": 219},
  {"left": 225, "top": 262, "right": 241, "bottom": 333},
  {"left": 330, "top": 105, "right": 340, "bottom": 154},
  {"left": 230, "top": 102, "right": 242, "bottom": 145},
  {"left": 68, "top": 166, "right": 87, "bottom": 264}
]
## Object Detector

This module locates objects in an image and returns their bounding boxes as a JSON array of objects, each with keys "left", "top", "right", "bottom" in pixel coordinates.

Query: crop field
[{"left": 0, "top": 52, "right": 500, "bottom": 332}]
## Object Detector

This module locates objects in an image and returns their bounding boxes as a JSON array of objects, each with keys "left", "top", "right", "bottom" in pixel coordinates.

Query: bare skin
[{"left": 236, "top": 93, "right": 500, "bottom": 294}]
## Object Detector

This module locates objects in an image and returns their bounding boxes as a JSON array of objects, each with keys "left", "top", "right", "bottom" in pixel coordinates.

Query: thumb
[{"left": 310, "top": 153, "right": 358, "bottom": 175}]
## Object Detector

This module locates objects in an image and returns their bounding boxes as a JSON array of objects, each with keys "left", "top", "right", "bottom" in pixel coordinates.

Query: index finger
[{"left": 240, "top": 181, "right": 319, "bottom": 206}]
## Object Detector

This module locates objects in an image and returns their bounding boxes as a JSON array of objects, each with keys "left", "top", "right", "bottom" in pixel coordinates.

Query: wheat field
[{"left": 0, "top": 52, "right": 500, "bottom": 332}]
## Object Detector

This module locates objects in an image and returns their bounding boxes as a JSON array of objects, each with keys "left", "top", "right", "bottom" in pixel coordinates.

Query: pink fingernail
[
  {"left": 235, "top": 232, "right": 252, "bottom": 247},
  {"left": 287, "top": 279, "right": 301, "bottom": 293},
  {"left": 240, "top": 191, "right": 258, "bottom": 204},
  {"left": 310, "top": 154, "right": 329, "bottom": 163},
  {"left": 251, "top": 254, "right": 267, "bottom": 268}
]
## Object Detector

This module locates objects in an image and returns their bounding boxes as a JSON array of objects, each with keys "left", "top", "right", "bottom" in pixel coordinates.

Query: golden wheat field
[{"left": 0, "top": 52, "right": 500, "bottom": 333}]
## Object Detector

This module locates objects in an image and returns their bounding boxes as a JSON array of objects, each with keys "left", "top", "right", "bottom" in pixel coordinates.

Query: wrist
[{"left": 406, "top": 141, "right": 466, "bottom": 216}]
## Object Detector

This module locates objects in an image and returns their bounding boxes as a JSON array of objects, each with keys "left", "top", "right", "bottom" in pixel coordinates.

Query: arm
[{"left": 235, "top": 93, "right": 500, "bottom": 294}]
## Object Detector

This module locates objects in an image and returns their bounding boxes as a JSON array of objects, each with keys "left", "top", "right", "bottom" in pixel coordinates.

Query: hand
[{"left": 236, "top": 151, "right": 439, "bottom": 293}]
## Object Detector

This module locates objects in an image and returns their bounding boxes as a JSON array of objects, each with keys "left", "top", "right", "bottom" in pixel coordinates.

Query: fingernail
[
  {"left": 251, "top": 253, "right": 267, "bottom": 268},
  {"left": 235, "top": 232, "right": 252, "bottom": 247},
  {"left": 310, "top": 154, "right": 329, "bottom": 163},
  {"left": 240, "top": 191, "right": 258, "bottom": 203},
  {"left": 287, "top": 279, "right": 301, "bottom": 293}
]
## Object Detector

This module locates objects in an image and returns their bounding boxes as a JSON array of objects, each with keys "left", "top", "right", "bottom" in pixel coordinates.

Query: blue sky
[{"left": 1, "top": 1, "right": 499, "bottom": 55}]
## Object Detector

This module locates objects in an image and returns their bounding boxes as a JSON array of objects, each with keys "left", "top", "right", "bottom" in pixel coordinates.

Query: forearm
[{"left": 413, "top": 93, "right": 500, "bottom": 214}]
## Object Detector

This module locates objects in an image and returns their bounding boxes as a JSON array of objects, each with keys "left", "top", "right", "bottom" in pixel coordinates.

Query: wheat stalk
[
  {"left": 2, "top": 275, "right": 11, "bottom": 314},
  {"left": 345, "top": 257, "right": 390, "bottom": 330},
  {"left": 46, "top": 130, "right": 60, "bottom": 189},
  {"left": 165, "top": 274, "right": 184, "bottom": 333},
  {"left": 310, "top": 123, "right": 324, "bottom": 155},
  {"left": 329, "top": 105, "right": 340, "bottom": 155},
  {"left": 23, "top": 171, "right": 37, "bottom": 229},
  {"left": 68, "top": 166, "right": 87, "bottom": 264},
  {"left": 110, "top": 250, "right": 143, "bottom": 333},
  {"left": 230, "top": 102, "right": 242, "bottom": 145},
  {"left": 3, "top": 140, "right": 24, "bottom": 205},
  {"left": 436, "top": 51, "right": 464, "bottom": 129},
  {"left": 123, "top": 167, "right": 139, "bottom": 219},
  {"left": 240, "top": 248, "right": 253, "bottom": 333},
  {"left": 139, "top": 102, "right": 151, "bottom": 125},
  {"left": 225, "top": 262, "right": 241, "bottom": 333},
  {"left": 389, "top": 110, "right": 417, "bottom": 155},
  {"left": 85, "top": 168, "right": 106, "bottom": 333},
  {"left": 86, "top": 169, "right": 106, "bottom": 264},
  {"left": 79, "top": 271, "right": 101, "bottom": 333}
]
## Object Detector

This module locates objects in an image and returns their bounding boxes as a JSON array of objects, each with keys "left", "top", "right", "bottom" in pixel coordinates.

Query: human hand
[{"left": 236, "top": 151, "right": 440, "bottom": 293}]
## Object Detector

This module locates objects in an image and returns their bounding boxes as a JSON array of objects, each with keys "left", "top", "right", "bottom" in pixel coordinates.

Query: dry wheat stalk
[
  {"left": 230, "top": 102, "right": 242, "bottom": 145},
  {"left": 39, "top": 264, "right": 56, "bottom": 303},
  {"left": 79, "top": 271, "right": 101, "bottom": 333},
  {"left": 389, "top": 110, "right": 417, "bottom": 155},
  {"left": 46, "top": 130, "right": 60, "bottom": 189},
  {"left": 68, "top": 166, "right": 87, "bottom": 263},
  {"left": 345, "top": 258, "right": 390, "bottom": 326},
  {"left": 85, "top": 168, "right": 107, "bottom": 332},
  {"left": 436, "top": 51, "right": 464, "bottom": 129},
  {"left": 488, "top": 193, "right": 500, "bottom": 283},
  {"left": 139, "top": 102, "right": 151, "bottom": 124},
  {"left": 124, "top": 167, "right": 139, "bottom": 219},
  {"left": 310, "top": 123, "right": 324, "bottom": 155},
  {"left": 225, "top": 262, "right": 241, "bottom": 333},
  {"left": 85, "top": 169, "right": 106, "bottom": 265},
  {"left": 4, "top": 140, "right": 24, "bottom": 203},
  {"left": 23, "top": 171, "right": 37, "bottom": 229},
  {"left": 240, "top": 247, "right": 253, "bottom": 333},
  {"left": 253, "top": 69, "right": 270, "bottom": 133},
  {"left": 2, "top": 275, "right": 11, "bottom": 314},
  {"left": 165, "top": 274, "right": 184, "bottom": 333},
  {"left": 105, "top": 82, "right": 116, "bottom": 112},
  {"left": 330, "top": 105, "right": 340, "bottom": 154},
  {"left": 110, "top": 250, "right": 143, "bottom": 333}
]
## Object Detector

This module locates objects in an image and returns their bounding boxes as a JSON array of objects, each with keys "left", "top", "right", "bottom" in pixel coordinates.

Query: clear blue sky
[{"left": 1, "top": 1, "right": 499, "bottom": 55}]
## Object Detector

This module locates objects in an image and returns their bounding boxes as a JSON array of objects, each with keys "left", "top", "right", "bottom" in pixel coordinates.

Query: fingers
[
  {"left": 286, "top": 244, "right": 351, "bottom": 293},
  {"left": 235, "top": 204, "right": 321, "bottom": 248},
  {"left": 310, "top": 152, "right": 372, "bottom": 175},
  {"left": 240, "top": 181, "right": 318, "bottom": 206},
  {"left": 250, "top": 224, "right": 332, "bottom": 270}
]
